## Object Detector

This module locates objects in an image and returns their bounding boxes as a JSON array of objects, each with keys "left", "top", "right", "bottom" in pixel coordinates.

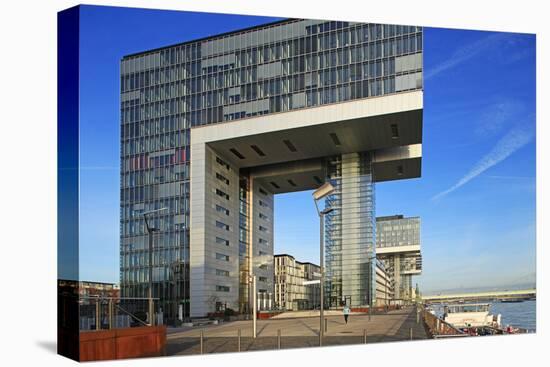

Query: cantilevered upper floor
[
  {"left": 120, "top": 19, "right": 423, "bottom": 128},
  {"left": 191, "top": 89, "right": 422, "bottom": 193}
]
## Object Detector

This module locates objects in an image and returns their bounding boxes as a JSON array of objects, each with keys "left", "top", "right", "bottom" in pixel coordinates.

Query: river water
[
  {"left": 430, "top": 299, "right": 536, "bottom": 332},
  {"left": 490, "top": 299, "right": 536, "bottom": 331}
]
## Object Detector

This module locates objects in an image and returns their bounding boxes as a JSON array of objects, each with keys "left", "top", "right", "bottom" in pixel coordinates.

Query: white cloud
[
  {"left": 425, "top": 33, "right": 507, "bottom": 80},
  {"left": 475, "top": 100, "right": 523, "bottom": 136},
  {"left": 431, "top": 125, "right": 534, "bottom": 201}
]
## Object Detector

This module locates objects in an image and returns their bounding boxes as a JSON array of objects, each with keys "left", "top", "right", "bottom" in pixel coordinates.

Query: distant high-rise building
[{"left": 376, "top": 215, "right": 422, "bottom": 302}]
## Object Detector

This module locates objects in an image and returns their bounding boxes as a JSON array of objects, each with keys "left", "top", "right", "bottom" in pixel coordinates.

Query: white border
[{"left": 0, "top": 1, "right": 546, "bottom": 366}]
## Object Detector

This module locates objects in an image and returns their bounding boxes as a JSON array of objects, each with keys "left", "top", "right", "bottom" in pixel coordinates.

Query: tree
[{"left": 206, "top": 295, "right": 221, "bottom": 314}]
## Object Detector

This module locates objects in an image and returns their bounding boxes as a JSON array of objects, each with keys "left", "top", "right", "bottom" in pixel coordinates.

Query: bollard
[
  {"left": 148, "top": 298, "right": 155, "bottom": 326},
  {"left": 237, "top": 329, "right": 241, "bottom": 352},
  {"left": 108, "top": 299, "right": 113, "bottom": 330},
  {"left": 200, "top": 329, "right": 204, "bottom": 354},
  {"left": 416, "top": 310, "right": 420, "bottom": 324},
  {"left": 325, "top": 318, "right": 328, "bottom": 333},
  {"left": 363, "top": 329, "right": 367, "bottom": 344},
  {"left": 95, "top": 300, "right": 100, "bottom": 330},
  {"left": 369, "top": 310, "right": 371, "bottom": 321},
  {"left": 409, "top": 327, "right": 413, "bottom": 340},
  {"left": 277, "top": 329, "right": 281, "bottom": 349}
]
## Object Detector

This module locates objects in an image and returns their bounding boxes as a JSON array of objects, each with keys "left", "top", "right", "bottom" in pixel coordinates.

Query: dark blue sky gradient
[{"left": 76, "top": 5, "right": 536, "bottom": 293}]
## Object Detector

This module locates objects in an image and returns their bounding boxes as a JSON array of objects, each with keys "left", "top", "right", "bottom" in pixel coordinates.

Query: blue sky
[{"left": 76, "top": 5, "right": 536, "bottom": 294}]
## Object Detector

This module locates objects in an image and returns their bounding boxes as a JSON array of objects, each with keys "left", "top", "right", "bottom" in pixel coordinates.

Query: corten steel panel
[
  {"left": 115, "top": 326, "right": 166, "bottom": 360},
  {"left": 79, "top": 329, "right": 116, "bottom": 361},
  {"left": 79, "top": 326, "right": 166, "bottom": 362}
]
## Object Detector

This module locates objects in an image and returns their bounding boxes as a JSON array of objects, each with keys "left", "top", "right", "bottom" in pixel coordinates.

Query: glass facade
[
  {"left": 377, "top": 215, "right": 420, "bottom": 249},
  {"left": 324, "top": 153, "right": 376, "bottom": 308},
  {"left": 120, "top": 18, "right": 423, "bottom": 321}
]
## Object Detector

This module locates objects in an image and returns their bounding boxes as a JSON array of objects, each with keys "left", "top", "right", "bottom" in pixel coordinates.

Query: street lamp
[
  {"left": 143, "top": 207, "right": 168, "bottom": 326},
  {"left": 312, "top": 182, "right": 335, "bottom": 347},
  {"left": 248, "top": 274, "right": 257, "bottom": 338},
  {"left": 170, "top": 260, "right": 184, "bottom": 326}
]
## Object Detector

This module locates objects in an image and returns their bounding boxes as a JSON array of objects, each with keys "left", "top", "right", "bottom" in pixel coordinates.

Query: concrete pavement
[{"left": 166, "top": 306, "right": 428, "bottom": 355}]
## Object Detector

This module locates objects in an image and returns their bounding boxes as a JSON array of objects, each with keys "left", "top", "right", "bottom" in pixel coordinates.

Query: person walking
[{"left": 343, "top": 304, "right": 351, "bottom": 324}]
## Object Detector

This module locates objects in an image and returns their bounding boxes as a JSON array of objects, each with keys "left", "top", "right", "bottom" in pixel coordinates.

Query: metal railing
[
  {"left": 191, "top": 327, "right": 372, "bottom": 355},
  {"left": 420, "top": 307, "right": 466, "bottom": 338},
  {"left": 167, "top": 307, "right": 427, "bottom": 355},
  {"left": 79, "top": 296, "right": 163, "bottom": 331}
]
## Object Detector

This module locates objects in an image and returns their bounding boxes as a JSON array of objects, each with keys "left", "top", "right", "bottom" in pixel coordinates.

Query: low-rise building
[
  {"left": 78, "top": 281, "right": 120, "bottom": 299},
  {"left": 375, "top": 260, "right": 394, "bottom": 306},
  {"left": 274, "top": 254, "right": 320, "bottom": 311}
]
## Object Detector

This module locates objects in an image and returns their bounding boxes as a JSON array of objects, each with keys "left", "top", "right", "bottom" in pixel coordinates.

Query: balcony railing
[{"left": 79, "top": 296, "right": 163, "bottom": 331}]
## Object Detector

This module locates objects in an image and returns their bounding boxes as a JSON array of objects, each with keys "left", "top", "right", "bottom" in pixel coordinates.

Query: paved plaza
[{"left": 166, "top": 306, "right": 428, "bottom": 355}]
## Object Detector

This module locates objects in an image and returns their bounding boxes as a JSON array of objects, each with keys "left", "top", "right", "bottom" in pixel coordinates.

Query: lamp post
[
  {"left": 248, "top": 274, "right": 257, "bottom": 338},
  {"left": 312, "top": 182, "right": 335, "bottom": 347},
  {"left": 143, "top": 207, "right": 167, "bottom": 326},
  {"left": 170, "top": 260, "right": 184, "bottom": 326}
]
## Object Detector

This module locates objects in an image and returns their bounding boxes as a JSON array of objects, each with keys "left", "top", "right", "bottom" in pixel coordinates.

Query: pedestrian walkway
[
  {"left": 270, "top": 309, "right": 362, "bottom": 319},
  {"left": 166, "top": 306, "right": 428, "bottom": 355}
]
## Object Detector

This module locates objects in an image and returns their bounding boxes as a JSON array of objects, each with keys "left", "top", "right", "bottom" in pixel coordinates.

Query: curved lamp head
[
  {"left": 312, "top": 182, "right": 335, "bottom": 201},
  {"left": 143, "top": 207, "right": 168, "bottom": 232},
  {"left": 142, "top": 207, "right": 168, "bottom": 216},
  {"left": 320, "top": 207, "right": 334, "bottom": 215}
]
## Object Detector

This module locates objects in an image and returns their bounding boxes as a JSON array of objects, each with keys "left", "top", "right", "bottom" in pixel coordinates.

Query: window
[
  {"left": 216, "top": 204, "right": 229, "bottom": 215},
  {"left": 259, "top": 187, "right": 268, "bottom": 195},
  {"left": 216, "top": 236, "right": 229, "bottom": 246},
  {"left": 259, "top": 276, "right": 268, "bottom": 282},
  {"left": 216, "top": 269, "right": 230, "bottom": 277},
  {"left": 259, "top": 212, "right": 268, "bottom": 220},
  {"left": 216, "top": 172, "right": 230, "bottom": 185},
  {"left": 216, "top": 189, "right": 229, "bottom": 200},
  {"left": 216, "top": 220, "right": 229, "bottom": 231},
  {"left": 259, "top": 225, "right": 267, "bottom": 232},
  {"left": 216, "top": 253, "right": 229, "bottom": 261},
  {"left": 216, "top": 285, "right": 230, "bottom": 292},
  {"left": 259, "top": 238, "right": 268, "bottom": 245},
  {"left": 216, "top": 156, "right": 230, "bottom": 170},
  {"left": 259, "top": 200, "right": 268, "bottom": 208},
  {"left": 259, "top": 264, "right": 268, "bottom": 270}
]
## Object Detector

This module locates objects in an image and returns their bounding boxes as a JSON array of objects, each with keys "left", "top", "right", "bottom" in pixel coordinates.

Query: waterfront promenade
[{"left": 166, "top": 306, "right": 428, "bottom": 355}]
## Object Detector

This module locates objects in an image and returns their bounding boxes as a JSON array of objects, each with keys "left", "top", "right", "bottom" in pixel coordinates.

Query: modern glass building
[
  {"left": 376, "top": 215, "right": 422, "bottom": 301},
  {"left": 119, "top": 17, "right": 423, "bottom": 321},
  {"left": 324, "top": 152, "right": 376, "bottom": 308}
]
